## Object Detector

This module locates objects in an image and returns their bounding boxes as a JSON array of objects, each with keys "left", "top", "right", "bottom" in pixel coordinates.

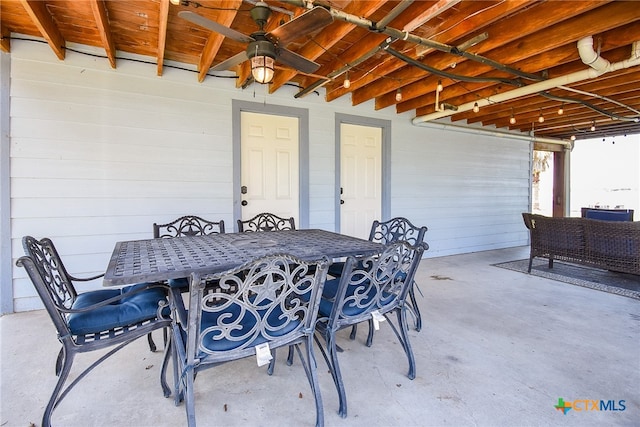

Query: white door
[
  {"left": 241, "top": 111, "right": 299, "bottom": 224},
  {"left": 340, "top": 123, "right": 382, "bottom": 239}
]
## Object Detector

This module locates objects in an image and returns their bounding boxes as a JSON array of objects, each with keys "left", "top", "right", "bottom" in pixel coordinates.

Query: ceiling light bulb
[
  {"left": 538, "top": 112, "right": 544, "bottom": 123},
  {"left": 437, "top": 80, "right": 443, "bottom": 92},
  {"left": 473, "top": 102, "right": 479, "bottom": 113},
  {"left": 509, "top": 115, "right": 516, "bottom": 125},
  {"left": 570, "top": 135, "right": 576, "bottom": 141},
  {"left": 395, "top": 89, "right": 402, "bottom": 102},
  {"left": 343, "top": 72, "right": 350, "bottom": 89},
  {"left": 251, "top": 55, "right": 275, "bottom": 84},
  {"left": 170, "top": 0, "right": 181, "bottom": 4},
  {"left": 591, "top": 121, "right": 596, "bottom": 131},
  {"left": 558, "top": 105, "right": 564, "bottom": 115}
]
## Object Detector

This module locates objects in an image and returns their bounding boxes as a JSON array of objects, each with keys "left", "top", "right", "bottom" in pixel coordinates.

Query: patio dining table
[{"left": 103, "top": 229, "right": 383, "bottom": 287}]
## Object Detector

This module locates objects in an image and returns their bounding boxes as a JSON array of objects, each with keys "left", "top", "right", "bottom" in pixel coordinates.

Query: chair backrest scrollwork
[
  {"left": 323, "top": 241, "right": 425, "bottom": 329},
  {"left": 154, "top": 215, "right": 225, "bottom": 238},
  {"left": 368, "top": 217, "right": 428, "bottom": 248},
  {"left": 237, "top": 212, "right": 296, "bottom": 232}
]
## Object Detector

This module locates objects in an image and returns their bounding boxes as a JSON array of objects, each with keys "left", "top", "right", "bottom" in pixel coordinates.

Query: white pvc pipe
[
  {"left": 412, "top": 37, "right": 640, "bottom": 127},
  {"left": 416, "top": 120, "right": 572, "bottom": 147},
  {"left": 577, "top": 36, "right": 609, "bottom": 74}
]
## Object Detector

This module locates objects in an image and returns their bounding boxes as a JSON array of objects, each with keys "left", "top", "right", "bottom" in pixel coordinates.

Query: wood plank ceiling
[{"left": 1, "top": 0, "right": 639, "bottom": 142}]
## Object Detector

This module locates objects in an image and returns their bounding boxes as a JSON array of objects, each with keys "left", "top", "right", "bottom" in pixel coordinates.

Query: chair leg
[
  {"left": 286, "top": 345, "right": 295, "bottom": 366},
  {"left": 184, "top": 367, "right": 197, "bottom": 427},
  {"left": 147, "top": 332, "right": 157, "bottom": 352},
  {"left": 55, "top": 347, "right": 64, "bottom": 376},
  {"left": 267, "top": 348, "right": 277, "bottom": 375},
  {"left": 349, "top": 324, "right": 357, "bottom": 340},
  {"left": 43, "top": 347, "right": 74, "bottom": 427},
  {"left": 314, "top": 333, "right": 347, "bottom": 418},
  {"left": 328, "top": 334, "right": 348, "bottom": 418},
  {"left": 160, "top": 335, "right": 172, "bottom": 398},
  {"left": 394, "top": 310, "right": 416, "bottom": 380},
  {"left": 365, "top": 319, "right": 374, "bottom": 347},
  {"left": 296, "top": 341, "right": 325, "bottom": 427},
  {"left": 408, "top": 282, "right": 422, "bottom": 332}
]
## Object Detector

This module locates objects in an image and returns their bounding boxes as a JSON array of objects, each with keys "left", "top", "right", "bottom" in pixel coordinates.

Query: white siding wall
[{"left": 8, "top": 41, "right": 530, "bottom": 311}]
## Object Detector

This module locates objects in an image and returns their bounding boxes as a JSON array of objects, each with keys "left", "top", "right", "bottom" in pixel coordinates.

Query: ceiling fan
[{"left": 178, "top": 2, "right": 333, "bottom": 83}]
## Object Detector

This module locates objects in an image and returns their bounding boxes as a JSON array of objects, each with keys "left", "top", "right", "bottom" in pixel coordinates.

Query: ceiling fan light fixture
[{"left": 251, "top": 55, "right": 275, "bottom": 84}]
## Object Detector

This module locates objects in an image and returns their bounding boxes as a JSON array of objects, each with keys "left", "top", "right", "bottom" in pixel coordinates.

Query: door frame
[
  {"left": 233, "top": 100, "right": 310, "bottom": 231},
  {"left": 335, "top": 113, "right": 391, "bottom": 232}
]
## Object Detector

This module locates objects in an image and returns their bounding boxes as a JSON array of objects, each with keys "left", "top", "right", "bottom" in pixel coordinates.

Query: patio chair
[
  {"left": 237, "top": 212, "right": 296, "bottom": 232},
  {"left": 17, "top": 236, "right": 171, "bottom": 427},
  {"left": 168, "top": 254, "right": 330, "bottom": 427},
  {"left": 314, "top": 241, "right": 426, "bottom": 418},
  {"left": 329, "top": 217, "right": 428, "bottom": 337},
  {"left": 153, "top": 215, "right": 226, "bottom": 290},
  {"left": 153, "top": 215, "right": 225, "bottom": 238}
]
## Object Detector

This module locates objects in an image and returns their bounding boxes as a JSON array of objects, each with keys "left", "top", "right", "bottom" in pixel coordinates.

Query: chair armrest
[
  {"left": 69, "top": 273, "right": 105, "bottom": 282},
  {"left": 59, "top": 281, "right": 168, "bottom": 314}
]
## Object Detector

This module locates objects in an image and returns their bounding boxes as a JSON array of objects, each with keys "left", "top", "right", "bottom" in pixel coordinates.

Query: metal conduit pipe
[{"left": 412, "top": 37, "right": 640, "bottom": 127}]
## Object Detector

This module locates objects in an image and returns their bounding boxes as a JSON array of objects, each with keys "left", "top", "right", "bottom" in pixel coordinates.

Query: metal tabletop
[{"left": 103, "top": 229, "right": 382, "bottom": 286}]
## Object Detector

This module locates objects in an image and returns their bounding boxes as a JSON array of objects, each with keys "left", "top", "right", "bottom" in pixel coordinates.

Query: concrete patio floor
[{"left": 1, "top": 246, "right": 638, "bottom": 427}]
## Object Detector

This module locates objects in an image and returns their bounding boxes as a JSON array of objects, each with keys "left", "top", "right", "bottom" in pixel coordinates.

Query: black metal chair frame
[
  {"left": 314, "top": 241, "right": 426, "bottom": 418},
  {"left": 237, "top": 212, "right": 296, "bottom": 232},
  {"left": 167, "top": 254, "right": 330, "bottom": 427},
  {"left": 17, "top": 236, "right": 172, "bottom": 427},
  {"left": 153, "top": 215, "right": 225, "bottom": 238},
  {"left": 329, "top": 217, "right": 428, "bottom": 338}
]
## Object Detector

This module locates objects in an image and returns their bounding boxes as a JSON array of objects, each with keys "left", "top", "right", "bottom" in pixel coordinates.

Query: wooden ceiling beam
[
  {"left": 343, "top": 0, "right": 535, "bottom": 105},
  {"left": 409, "top": 4, "right": 639, "bottom": 118},
  {"left": 157, "top": 0, "right": 170, "bottom": 76},
  {"left": 361, "top": 0, "right": 607, "bottom": 109},
  {"left": 269, "top": 0, "right": 387, "bottom": 93},
  {"left": 197, "top": 0, "right": 242, "bottom": 83},
  {"left": 89, "top": 0, "right": 117, "bottom": 68},
  {"left": 0, "top": 24, "right": 10, "bottom": 53},
  {"left": 20, "top": 0, "right": 65, "bottom": 60},
  {"left": 401, "top": 21, "right": 639, "bottom": 115}
]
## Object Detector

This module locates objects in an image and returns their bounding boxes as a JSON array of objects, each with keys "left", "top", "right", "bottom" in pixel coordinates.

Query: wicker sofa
[{"left": 522, "top": 213, "right": 640, "bottom": 276}]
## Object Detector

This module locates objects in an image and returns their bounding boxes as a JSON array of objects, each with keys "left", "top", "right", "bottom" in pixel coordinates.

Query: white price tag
[
  {"left": 255, "top": 342, "right": 273, "bottom": 367},
  {"left": 371, "top": 310, "right": 386, "bottom": 330}
]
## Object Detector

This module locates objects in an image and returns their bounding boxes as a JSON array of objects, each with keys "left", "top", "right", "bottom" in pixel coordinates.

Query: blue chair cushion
[
  {"left": 68, "top": 283, "right": 166, "bottom": 335},
  {"left": 328, "top": 262, "right": 346, "bottom": 277},
  {"left": 168, "top": 277, "right": 189, "bottom": 289},
  {"left": 320, "top": 275, "right": 399, "bottom": 319}
]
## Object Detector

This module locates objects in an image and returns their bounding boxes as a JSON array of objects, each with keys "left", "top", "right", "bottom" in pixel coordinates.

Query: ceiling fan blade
[
  {"left": 277, "top": 48, "right": 321, "bottom": 74},
  {"left": 178, "top": 11, "right": 254, "bottom": 44},
  {"left": 269, "top": 6, "right": 333, "bottom": 46},
  {"left": 210, "top": 51, "right": 249, "bottom": 71}
]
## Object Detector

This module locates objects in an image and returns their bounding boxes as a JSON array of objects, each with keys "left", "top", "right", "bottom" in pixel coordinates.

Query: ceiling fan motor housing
[{"left": 247, "top": 35, "right": 277, "bottom": 59}]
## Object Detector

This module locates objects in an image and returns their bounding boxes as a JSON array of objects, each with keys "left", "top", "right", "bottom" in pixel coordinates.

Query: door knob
[{"left": 241, "top": 200, "right": 248, "bottom": 206}]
